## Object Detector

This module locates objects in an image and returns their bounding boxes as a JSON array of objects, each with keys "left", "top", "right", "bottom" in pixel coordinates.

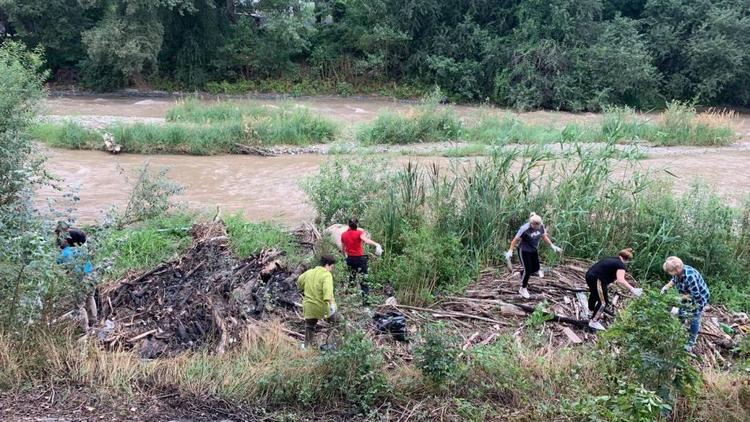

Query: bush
[
  {"left": 601, "top": 292, "right": 701, "bottom": 402},
  {"left": 572, "top": 381, "right": 672, "bottom": 422},
  {"left": 376, "top": 226, "right": 474, "bottom": 305},
  {"left": 302, "top": 159, "right": 389, "bottom": 226},
  {"left": 414, "top": 323, "right": 461, "bottom": 386}
]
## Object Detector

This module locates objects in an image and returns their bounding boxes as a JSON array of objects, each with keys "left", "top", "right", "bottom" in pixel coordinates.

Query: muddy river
[{"left": 38, "top": 96, "right": 750, "bottom": 224}]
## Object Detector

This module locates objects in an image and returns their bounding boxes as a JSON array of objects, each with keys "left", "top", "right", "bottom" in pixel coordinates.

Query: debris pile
[
  {"left": 93, "top": 221, "right": 304, "bottom": 358},
  {"left": 381, "top": 260, "right": 748, "bottom": 363}
]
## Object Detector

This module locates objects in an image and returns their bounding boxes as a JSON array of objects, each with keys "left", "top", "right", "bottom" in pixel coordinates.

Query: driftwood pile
[
  {"left": 382, "top": 260, "right": 748, "bottom": 363},
  {"left": 93, "top": 221, "right": 304, "bottom": 358}
]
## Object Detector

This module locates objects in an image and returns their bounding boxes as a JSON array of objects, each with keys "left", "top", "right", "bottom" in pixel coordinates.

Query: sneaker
[
  {"left": 588, "top": 320, "right": 606, "bottom": 331},
  {"left": 538, "top": 270, "right": 545, "bottom": 278},
  {"left": 519, "top": 287, "right": 530, "bottom": 299}
]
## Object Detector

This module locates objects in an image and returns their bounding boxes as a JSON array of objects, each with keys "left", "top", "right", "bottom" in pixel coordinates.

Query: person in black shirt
[
  {"left": 55, "top": 221, "right": 87, "bottom": 249},
  {"left": 585, "top": 248, "right": 642, "bottom": 331}
]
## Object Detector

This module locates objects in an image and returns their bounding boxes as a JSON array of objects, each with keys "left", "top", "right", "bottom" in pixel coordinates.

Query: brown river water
[{"left": 37, "top": 96, "right": 750, "bottom": 224}]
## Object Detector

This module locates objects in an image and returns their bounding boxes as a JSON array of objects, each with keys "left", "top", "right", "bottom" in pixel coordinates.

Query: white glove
[
  {"left": 660, "top": 285, "right": 669, "bottom": 294},
  {"left": 328, "top": 302, "right": 337, "bottom": 317},
  {"left": 551, "top": 244, "right": 563, "bottom": 254},
  {"left": 670, "top": 307, "right": 680, "bottom": 315},
  {"left": 630, "top": 288, "right": 643, "bottom": 297},
  {"left": 504, "top": 250, "right": 513, "bottom": 260},
  {"left": 375, "top": 244, "right": 383, "bottom": 256}
]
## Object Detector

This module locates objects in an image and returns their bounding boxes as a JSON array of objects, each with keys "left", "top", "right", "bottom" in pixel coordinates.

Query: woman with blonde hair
[
  {"left": 585, "top": 248, "right": 643, "bottom": 331},
  {"left": 505, "top": 212, "right": 563, "bottom": 298},
  {"left": 660, "top": 256, "right": 710, "bottom": 352}
]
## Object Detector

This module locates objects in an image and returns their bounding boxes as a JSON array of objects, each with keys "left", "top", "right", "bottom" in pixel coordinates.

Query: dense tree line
[{"left": 1, "top": 0, "right": 748, "bottom": 110}]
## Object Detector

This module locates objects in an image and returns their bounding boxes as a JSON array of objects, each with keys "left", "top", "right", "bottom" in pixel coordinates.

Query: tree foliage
[{"left": 2, "top": 0, "right": 749, "bottom": 109}]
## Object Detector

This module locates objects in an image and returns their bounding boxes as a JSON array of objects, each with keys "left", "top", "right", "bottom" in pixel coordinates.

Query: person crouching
[{"left": 297, "top": 255, "right": 343, "bottom": 348}]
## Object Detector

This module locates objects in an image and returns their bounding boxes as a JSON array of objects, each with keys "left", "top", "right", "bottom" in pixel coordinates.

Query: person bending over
[
  {"left": 585, "top": 248, "right": 642, "bottom": 331},
  {"left": 341, "top": 218, "right": 382, "bottom": 305},
  {"left": 297, "top": 255, "right": 343, "bottom": 348}
]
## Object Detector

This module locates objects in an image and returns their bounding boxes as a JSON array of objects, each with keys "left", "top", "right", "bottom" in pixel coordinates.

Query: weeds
[
  {"left": 224, "top": 213, "right": 298, "bottom": 259},
  {"left": 414, "top": 323, "right": 461, "bottom": 386}
]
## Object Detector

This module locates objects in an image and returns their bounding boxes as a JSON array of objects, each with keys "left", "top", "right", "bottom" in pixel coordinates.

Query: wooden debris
[{"left": 562, "top": 327, "right": 583, "bottom": 344}]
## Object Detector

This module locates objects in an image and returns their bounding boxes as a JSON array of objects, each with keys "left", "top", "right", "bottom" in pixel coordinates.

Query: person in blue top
[
  {"left": 505, "top": 212, "right": 563, "bottom": 299},
  {"left": 57, "top": 238, "right": 93, "bottom": 275},
  {"left": 660, "top": 256, "right": 710, "bottom": 352}
]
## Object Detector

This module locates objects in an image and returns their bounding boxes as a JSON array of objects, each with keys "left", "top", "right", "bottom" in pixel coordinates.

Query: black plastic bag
[{"left": 373, "top": 311, "right": 408, "bottom": 342}]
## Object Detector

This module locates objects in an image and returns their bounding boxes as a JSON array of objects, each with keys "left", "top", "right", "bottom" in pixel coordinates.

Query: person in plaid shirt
[{"left": 660, "top": 256, "right": 710, "bottom": 351}]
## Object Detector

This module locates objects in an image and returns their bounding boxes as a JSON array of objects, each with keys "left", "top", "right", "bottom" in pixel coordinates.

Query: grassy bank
[
  {"left": 32, "top": 101, "right": 339, "bottom": 155},
  {"left": 32, "top": 100, "right": 737, "bottom": 155}
]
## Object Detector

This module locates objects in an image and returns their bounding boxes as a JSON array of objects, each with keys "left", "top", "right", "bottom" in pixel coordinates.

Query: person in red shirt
[{"left": 341, "top": 218, "right": 383, "bottom": 305}]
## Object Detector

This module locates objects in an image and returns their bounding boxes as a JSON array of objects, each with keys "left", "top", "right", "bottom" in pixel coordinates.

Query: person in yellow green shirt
[{"left": 297, "top": 255, "right": 343, "bottom": 348}]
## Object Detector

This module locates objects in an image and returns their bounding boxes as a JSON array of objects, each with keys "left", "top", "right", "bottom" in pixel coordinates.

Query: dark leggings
[
  {"left": 346, "top": 255, "right": 369, "bottom": 302},
  {"left": 519, "top": 249, "right": 540, "bottom": 288},
  {"left": 586, "top": 271, "right": 609, "bottom": 317}
]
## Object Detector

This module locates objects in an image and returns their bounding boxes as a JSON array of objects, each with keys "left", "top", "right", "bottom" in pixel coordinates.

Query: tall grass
[
  {"left": 310, "top": 144, "right": 750, "bottom": 309},
  {"left": 600, "top": 102, "right": 737, "bottom": 146},
  {"left": 357, "top": 105, "right": 463, "bottom": 145},
  {"left": 2, "top": 324, "right": 740, "bottom": 419},
  {"left": 466, "top": 113, "right": 599, "bottom": 145},
  {"left": 29, "top": 121, "right": 100, "bottom": 149},
  {"left": 167, "top": 99, "right": 339, "bottom": 146},
  {"left": 31, "top": 101, "right": 338, "bottom": 155}
]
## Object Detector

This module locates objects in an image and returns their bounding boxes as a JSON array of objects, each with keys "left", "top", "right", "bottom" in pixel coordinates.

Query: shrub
[
  {"left": 601, "top": 292, "right": 701, "bottom": 402},
  {"left": 302, "top": 159, "right": 389, "bottom": 226},
  {"left": 414, "top": 323, "right": 461, "bottom": 386},
  {"left": 572, "top": 381, "right": 672, "bottom": 422},
  {"left": 378, "top": 226, "right": 474, "bottom": 305},
  {"left": 306, "top": 330, "right": 389, "bottom": 412}
]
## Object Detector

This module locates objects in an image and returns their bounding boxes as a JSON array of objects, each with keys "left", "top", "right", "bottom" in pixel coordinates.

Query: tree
[
  {"left": 79, "top": 0, "right": 196, "bottom": 89},
  {"left": 0, "top": 0, "right": 97, "bottom": 77},
  {"left": 0, "top": 41, "right": 59, "bottom": 328}
]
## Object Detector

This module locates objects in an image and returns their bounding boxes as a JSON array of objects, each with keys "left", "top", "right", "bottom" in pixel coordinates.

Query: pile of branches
[
  {"left": 93, "top": 221, "right": 305, "bottom": 358},
  {"left": 381, "top": 259, "right": 748, "bottom": 362}
]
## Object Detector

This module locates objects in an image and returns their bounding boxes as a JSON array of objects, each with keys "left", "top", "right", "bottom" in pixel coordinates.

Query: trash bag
[{"left": 373, "top": 311, "right": 408, "bottom": 342}]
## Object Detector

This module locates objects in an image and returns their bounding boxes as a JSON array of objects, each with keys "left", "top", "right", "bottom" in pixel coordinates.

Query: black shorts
[{"left": 346, "top": 255, "right": 368, "bottom": 275}]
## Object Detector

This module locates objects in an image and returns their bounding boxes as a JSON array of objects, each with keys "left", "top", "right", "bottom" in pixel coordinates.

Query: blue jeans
[{"left": 679, "top": 305, "right": 704, "bottom": 347}]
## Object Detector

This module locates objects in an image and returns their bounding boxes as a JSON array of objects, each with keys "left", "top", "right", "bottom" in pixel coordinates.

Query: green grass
[
  {"left": 29, "top": 121, "right": 100, "bottom": 149},
  {"left": 357, "top": 106, "right": 463, "bottom": 145},
  {"left": 31, "top": 101, "right": 338, "bottom": 155},
  {"left": 224, "top": 213, "right": 299, "bottom": 259},
  {"left": 31, "top": 101, "right": 736, "bottom": 154},
  {"left": 93, "top": 213, "right": 194, "bottom": 279}
]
